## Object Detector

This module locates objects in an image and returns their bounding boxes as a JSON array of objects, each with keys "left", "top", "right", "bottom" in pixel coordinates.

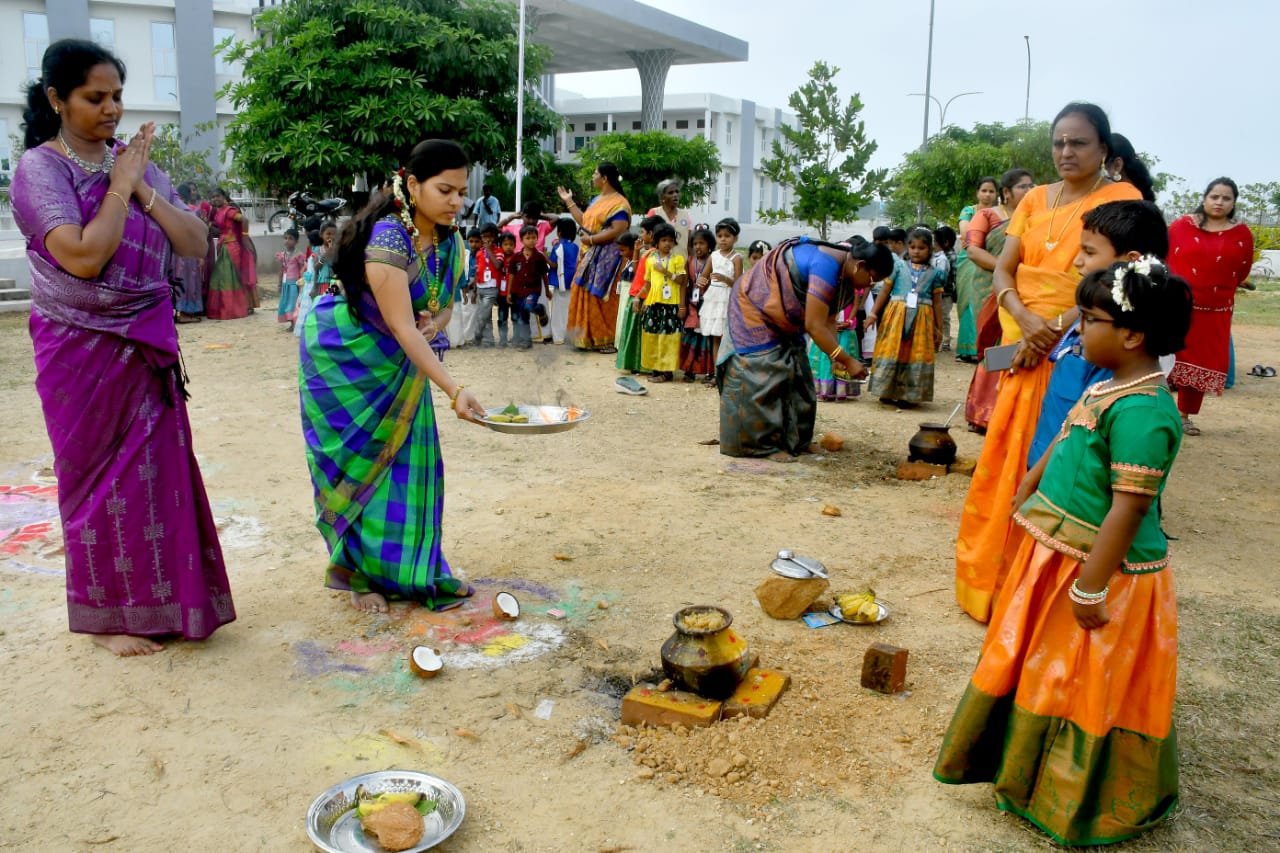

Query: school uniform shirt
[
  {"left": 643, "top": 252, "right": 687, "bottom": 306},
  {"left": 475, "top": 247, "right": 503, "bottom": 292},
  {"left": 548, "top": 240, "right": 579, "bottom": 290},
  {"left": 507, "top": 249, "right": 549, "bottom": 302}
]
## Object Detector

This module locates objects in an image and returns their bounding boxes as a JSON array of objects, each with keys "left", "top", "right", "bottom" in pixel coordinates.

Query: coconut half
[
  {"left": 492, "top": 591, "right": 520, "bottom": 620},
  {"left": 408, "top": 646, "right": 443, "bottom": 678}
]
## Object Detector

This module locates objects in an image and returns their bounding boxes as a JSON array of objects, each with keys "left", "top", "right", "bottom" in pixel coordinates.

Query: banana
[{"left": 835, "top": 589, "right": 880, "bottom": 623}]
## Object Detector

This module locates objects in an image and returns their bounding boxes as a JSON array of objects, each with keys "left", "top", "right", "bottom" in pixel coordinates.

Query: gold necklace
[
  {"left": 414, "top": 231, "right": 447, "bottom": 312},
  {"left": 1043, "top": 175, "right": 1104, "bottom": 251}
]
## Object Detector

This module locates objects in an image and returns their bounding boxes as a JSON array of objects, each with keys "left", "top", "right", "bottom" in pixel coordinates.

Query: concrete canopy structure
[{"left": 520, "top": 0, "right": 748, "bottom": 131}]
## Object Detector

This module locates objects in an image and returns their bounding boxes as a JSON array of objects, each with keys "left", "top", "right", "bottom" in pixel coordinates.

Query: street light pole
[
  {"left": 514, "top": 0, "right": 527, "bottom": 210},
  {"left": 1023, "top": 35, "right": 1031, "bottom": 123},
  {"left": 920, "top": 0, "right": 936, "bottom": 149},
  {"left": 908, "top": 91, "right": 982, "bottom": 130}
]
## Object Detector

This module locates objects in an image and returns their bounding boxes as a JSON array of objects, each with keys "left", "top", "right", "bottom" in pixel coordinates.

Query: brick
[
  {"left": 754, "top": 576, "right": 830, "bottom": 620},
  {"left": 722, "top": 668, "right": 791, "bottom": 719},
  {"left": 950, "top": 457, "right": 977, "bottom": 476},
  {"left": 896, "top": 460, "right": 948, "bottom": 481},
  {"left": 861, "top": 643, "right": 908, "bottom": 694},
  {"left": 621, "top": 684, "right": 722, "bottom": 728}
]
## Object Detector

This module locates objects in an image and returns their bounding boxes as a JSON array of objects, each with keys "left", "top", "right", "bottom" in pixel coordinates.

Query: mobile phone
[{"left": 983, "top": 342, "right": 1019, "bottom": 372}]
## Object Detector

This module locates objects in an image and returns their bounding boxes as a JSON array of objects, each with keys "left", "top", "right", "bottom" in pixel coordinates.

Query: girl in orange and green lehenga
[{"left": 936, "top": 258, "right": 1193, "bottom": 847}]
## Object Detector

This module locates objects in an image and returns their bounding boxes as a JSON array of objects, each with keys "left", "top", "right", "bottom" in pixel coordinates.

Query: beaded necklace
[
  {"left": 416, "top": 230, "right": 450, "bottom": 312},
  {"left": 1087, "top": 371, "right": 1166, "bottom": 397}
]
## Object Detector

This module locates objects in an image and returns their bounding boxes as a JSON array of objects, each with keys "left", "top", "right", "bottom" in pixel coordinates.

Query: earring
[{"left": 54, "top": 105, "right": 60, "bottom": 115}]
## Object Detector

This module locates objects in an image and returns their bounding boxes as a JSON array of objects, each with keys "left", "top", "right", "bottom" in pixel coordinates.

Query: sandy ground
[{"left": 0, "top": 293, "right": 1277, "bottom": 853}]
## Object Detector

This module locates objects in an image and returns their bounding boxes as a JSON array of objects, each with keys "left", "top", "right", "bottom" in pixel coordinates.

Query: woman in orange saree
[
  {"left": 558, "top": 162, "right": 631, "bottom": 352},
  {"left": 955, "top": 103, "right": 1141, "bottom": 623}
]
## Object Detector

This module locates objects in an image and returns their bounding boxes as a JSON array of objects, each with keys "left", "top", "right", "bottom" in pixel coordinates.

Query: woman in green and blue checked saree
[{"left": 300, "top": 140, "right": 488, "bottom": 614}]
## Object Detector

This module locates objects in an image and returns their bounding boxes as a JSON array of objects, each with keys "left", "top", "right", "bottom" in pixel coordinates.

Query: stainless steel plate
[
  {"left": 307, "top": 771, "right": 465, "bottom": 853},
  {"left": 829, "top": 601, "right": 890, "bottom": 625},
  {"left": 479, "top": 405, "right": 590, "bottom": 435},
  {"left": 771, "top": 550, "right": 829, "bottom": 579}
]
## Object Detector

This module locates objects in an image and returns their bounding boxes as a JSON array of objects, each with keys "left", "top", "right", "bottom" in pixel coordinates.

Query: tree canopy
[
  {"left": 883, "top": 121, "right": 1054, "bottom": 226},
  {"left": 759, "top": 61, "right": 886, "bottom": 239},
  {"left": 218, "top": 0, "right": 559, "bottom": 195},
  {"left": 572, "top": 132, "right": 722, "bottom": 211},
  {"left": 886, "top": 121, "right": 1179, "bottom": 227}
]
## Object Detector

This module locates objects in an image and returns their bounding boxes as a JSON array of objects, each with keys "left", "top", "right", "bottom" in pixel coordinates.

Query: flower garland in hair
[
  {"left": 1111, "top": 255, "right": 1161, "bottom": 313},
  {"left": 391, "top": 168, "right": 420, "bottom": 245}
]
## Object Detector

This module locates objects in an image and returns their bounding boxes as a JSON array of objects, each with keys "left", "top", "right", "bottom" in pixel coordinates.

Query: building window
[
  {"left": 0, "top": 119, "right": 11, "bottom": 175},
  {"left": 572, "top": 136, "right": 585, "bottom": 152},
  {"left": 725, "top": 119, "right": 734, "bottom": 147},
  {"left": 568, "top": 123, "right": 575, "bottom": 132},
  {"left": 662, "top": 121, "right": 668, "bottom": 130},
  {"left": 151, "top": 22, "right": 178, "bottom": 103},
  {"left": 585, "top": 122, "right": 596, "bottom": 132},
  {"left": 759, "top": 174, "right": 767, "bottom": 201},
  {"left": 632, "top": 120, "right": 641, "bottom": 130},
  {"left": 676, "top": 119, "right": 688, "bottom": 130},
  {"left": 724, "top": 172, "right": 732, "bottom": 211},
  {"left": 24, "top": 13, "right": 48, "bottom": 83},
  {"left": 697, "top": 118, "right": 705, "bottom": 129},
  {"left": 90, "top": 18, "right": 114, "bottom": 50},
  {"left": 214, "top": 27, "right": 237, "bottom": 75}
]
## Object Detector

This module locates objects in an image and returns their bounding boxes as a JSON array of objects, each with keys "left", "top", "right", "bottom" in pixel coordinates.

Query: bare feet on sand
[
  {"left": 92, "top": 634, "right": 165, "bottom": 656},
  {"left": 767, "top": 451, "right": 798, "bottom": 463},
  {"left": 350, "top": 591, "right": 388, "bottom": 613}
]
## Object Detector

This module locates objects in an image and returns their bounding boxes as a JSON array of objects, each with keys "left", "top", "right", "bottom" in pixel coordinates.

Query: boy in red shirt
[
  {"left": 473, "top": 224, "right": 503, "bottom": 346},
  {"left": 506, "top": 225, "right": 550, "bottom": 349}
]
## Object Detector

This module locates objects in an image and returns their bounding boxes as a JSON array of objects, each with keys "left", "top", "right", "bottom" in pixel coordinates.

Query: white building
[
  {"left": 0, "top": 0, "right": 255, "bottom": 181},
  {"left": 554, "top": 91, "right": 797, "bottom": 225}
]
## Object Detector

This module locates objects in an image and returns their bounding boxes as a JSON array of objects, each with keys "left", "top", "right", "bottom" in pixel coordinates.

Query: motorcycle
[{"left": 266, "top": 191, "right": 347, "bottom": 234}]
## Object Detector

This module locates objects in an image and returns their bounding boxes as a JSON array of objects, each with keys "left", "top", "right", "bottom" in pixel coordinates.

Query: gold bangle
[
  {"left": 1053, "top": 313, "right": 1064, "bottom": 331},
  {"left": 104, "top": 191, "right": 129, "bottom": 216},
  {"left": 996, "top": 288, "right": 1015, "bottom": 310},
  {"left": 144, "top": 187, "right": 157, "bottom": 213},
  {"left": 449, "top": 384, "right": 464, "bottom": 411},
  {"left": 829, "top": 345, "right": 845, "bottom": 361}
]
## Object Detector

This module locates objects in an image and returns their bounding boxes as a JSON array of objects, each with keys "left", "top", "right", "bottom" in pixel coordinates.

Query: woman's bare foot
[
  {"left": 350, "top": 591, "right": 388, "bottom": 613},
  {"left": 92, "top": 634, "right": 164, "bottom": 656},
  {"left": 767, "top": 451, "right": 798, "bottom": 463}
]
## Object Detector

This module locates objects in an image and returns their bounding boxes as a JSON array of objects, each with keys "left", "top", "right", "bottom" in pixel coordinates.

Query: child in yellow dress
[{"left": 638, "top": 223, "right": 687, "bottom": 382}]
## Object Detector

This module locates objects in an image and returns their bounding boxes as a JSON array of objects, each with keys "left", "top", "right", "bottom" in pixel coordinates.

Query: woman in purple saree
[{"left": 12, "top": 39, "right": 235, "bottom": 656}]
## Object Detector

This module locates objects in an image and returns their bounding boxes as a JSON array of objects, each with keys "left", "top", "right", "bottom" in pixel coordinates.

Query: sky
[{"left": 554, "top": 0, "right": 1276, "bottom": 197}]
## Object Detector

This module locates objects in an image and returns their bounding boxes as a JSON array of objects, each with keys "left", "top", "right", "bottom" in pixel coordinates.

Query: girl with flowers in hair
[
  {"left": 299, "top": 139, "right": 487, "bottom": 614},
  {"left": 935, "top": 258, "right": 1193, "bottom": 847}
]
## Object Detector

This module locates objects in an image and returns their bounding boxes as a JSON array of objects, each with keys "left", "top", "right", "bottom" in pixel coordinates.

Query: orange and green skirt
[{"left": 935, "top": 534, "right": 1179, "bottom": 846}]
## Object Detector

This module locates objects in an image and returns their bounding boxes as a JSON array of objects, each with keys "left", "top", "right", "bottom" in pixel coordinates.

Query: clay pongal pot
[
  {"left": 660, "top": 605, "right": 752, "bottom": 700},
  {"left": 908, "top": 422, "right": 958, "bottom": 466}
]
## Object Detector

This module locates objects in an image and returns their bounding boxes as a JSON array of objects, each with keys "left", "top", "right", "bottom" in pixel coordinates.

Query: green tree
[
  {"left": 758, "top": 61, "right": 886, "bottom": 239},
  {"left": 218, "top": 0, "right": 560, "bottom": 195},
  {"left": 888, "top": 120, "right": 1180, "bottom": 226},
  {"left": 149, "top": 123, "right": 217, "bottom": 189},
  {"left": 884, "top": 121, "right": 1054, "bottom": 226},
  {"left": 572, "top": 131, "right": 721, "bottom": 211},
  {"left": 521, "top": 149, "right": 584, "bottom": 215}
]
